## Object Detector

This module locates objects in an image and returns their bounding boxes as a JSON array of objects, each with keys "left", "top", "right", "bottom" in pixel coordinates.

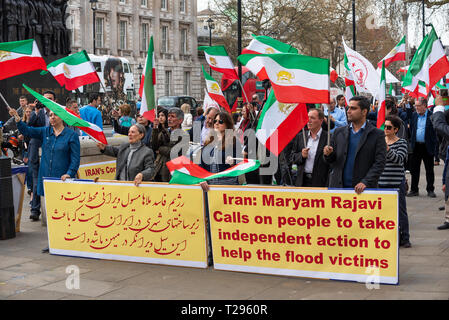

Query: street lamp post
[
  {"left": 90, "top": 0, "right": 98, "bottom": 55},
  {"left": 207, "top": 17, "right": 214, "bottom": 75},
  {"left": 137, "top": 63, "right": 143, "bottom": 83},
  {"left": 352, "top": 0, "right": 356, "bottom": 50},
  {"left": 422, "top": 0, "right": 425, "bottom": 40}
]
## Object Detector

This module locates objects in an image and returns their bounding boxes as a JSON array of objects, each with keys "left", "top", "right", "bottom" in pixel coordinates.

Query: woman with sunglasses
[
  {"left": 378, "top": 115, "right": 411, "bottom": 248},
  {"left": 199, "top": 112, "right": 243, "bottom": 191}
]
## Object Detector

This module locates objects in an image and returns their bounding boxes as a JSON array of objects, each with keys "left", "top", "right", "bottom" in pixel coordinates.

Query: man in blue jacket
[{"left": 79, "top": 93, "right": 103, "bottom": 134}]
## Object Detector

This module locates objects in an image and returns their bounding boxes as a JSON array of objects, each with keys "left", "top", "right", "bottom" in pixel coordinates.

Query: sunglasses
[
  {"left": 214, "top": 119, "right": 224, "bottom": 124},
  {"left": 384, "top": 125, "right": 395, "bottom": 130}
]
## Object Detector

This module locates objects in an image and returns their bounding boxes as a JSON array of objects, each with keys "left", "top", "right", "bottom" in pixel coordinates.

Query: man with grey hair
[
  {"left": 408, "top": 97, "right": 438, "bottom": 198},
  {"left": 151, "top": 107, "right": 189, "bottom": 181}
]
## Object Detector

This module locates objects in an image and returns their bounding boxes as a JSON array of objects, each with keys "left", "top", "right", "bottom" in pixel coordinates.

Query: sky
[{"left": 198, "top": 0, "right": 208, "bottom": 11}]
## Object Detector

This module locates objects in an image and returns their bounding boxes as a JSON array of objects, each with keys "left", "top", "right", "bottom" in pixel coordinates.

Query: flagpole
[
  {"left": 302, "top": 127, "right": 307, "bottom": 148},
  {"left": 0, "top": 91, "right": 12, "bottom": 110},
  {"left": 237, "top": 79, "right": 249, "bottom": 104}
]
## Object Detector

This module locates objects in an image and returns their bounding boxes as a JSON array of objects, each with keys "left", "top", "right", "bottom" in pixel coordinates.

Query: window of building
[
  {"left": 180, "top": 28, "right": 187, "bottom": 54},
  {"left": 95, "top": 17, "right": 104, "bottom": 48},
  {"left": 119, "top": 21, "right": 127, "bottom": 50},
  {"left": 161, "top": 26, "right": 168, "bottom": 53},
  {"left": 180, "top": 0, "right": 186, "bottom": 13},
  {"left": 141, "top": 0, "right": 147, "bottom": 6},
  {"left": 141, "top": 23, "right": 149, "bottom": 51},
  {"left": 183, "top": 71, "right": 190, "bottom": 95},
  {"left": 119, "top": 0, "right": 126, "bottom": 4},
  {"left": 161, "top": 0, "right": 167, "bottom": 10},
  {"left": 165, "top": 70, "right": 172, "bottom": 95}
]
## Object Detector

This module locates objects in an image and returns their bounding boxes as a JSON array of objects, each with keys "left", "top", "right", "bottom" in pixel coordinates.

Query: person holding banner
[
  {"left": 199, "top": 112, "right": 243, "bottom": 191},
  {"left": 290, "top": 109, "right": 330, "bottom": 187},
  {"left": 151, "top": 108, "right": 171, "bottom": 182},
  {"left": 97, "top": 124, "right": 155, "bottom": 186},
  {"left": 8, "top": 107, "right": 80, "bottom": 227},
  {"left": 378, "top": 115, "right": 411, "bottom": 248},
  {"left": 323, "top": 96, "right": 386, "bottom": 194}
]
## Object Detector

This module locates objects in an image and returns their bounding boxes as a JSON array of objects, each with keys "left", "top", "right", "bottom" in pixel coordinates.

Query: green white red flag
[
  {"left": 139, "top": 36, "right": 156, "bottom": 121},
  {"left": 255, "top": 90, "right": 309, "bottom": 156},
  {"left": 242, "top": 34, "right": 298, "bottom": 55},
  {"left": 0, "top": 39, "right": 47, "bottom": 80},
  {"left": 41, "top": 50, "right": 100, "bottom": 90},
  {"left": 378, "top": 36, "right": 406, "bottom": 69},
  {"left": 23, "top": 84, "right": 108, "bottom": 145},
  {"left": 166, "top": 156, "right": 260, "bottom": 185},
  {"left": 402, "top": 27, "right": 449, "bottom": 99},
  {"left": 330, "top": 67, "right": 338, "bottom": 83},
  {"left": 238, "top": 53, "right": 330, "bottom": 104},
  {"left": 344, "top": 53, "right": 356, "bottom": 104},
  {"left": 198, "top": 45, "right": 239, "bottom": 80},
  {"left": 202, "top": 65, "right": 231, "bottom": 113},
  {"left": 377, "top": 61, "right": 386, "bottom": 129}
]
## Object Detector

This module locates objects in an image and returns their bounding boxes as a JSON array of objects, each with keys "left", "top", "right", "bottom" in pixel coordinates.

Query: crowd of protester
[{"left": 7, "top": 89, "right": 449, "bottom": 255}]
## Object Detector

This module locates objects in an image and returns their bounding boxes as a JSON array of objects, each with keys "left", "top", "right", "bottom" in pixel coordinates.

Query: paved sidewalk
[{"left": 1, "top": 165, "right": 449, "bottom": 300}]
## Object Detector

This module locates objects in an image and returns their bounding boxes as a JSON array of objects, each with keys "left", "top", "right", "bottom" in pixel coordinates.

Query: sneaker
[
  {"left": 427, "top": 191, "right": 436, "bottom": 198},
  {"left": 407, "top": 191, "right": 419, "bottom": 197},
  {"left": 437, "top": 222, "right": 449, "bottom": 230}
]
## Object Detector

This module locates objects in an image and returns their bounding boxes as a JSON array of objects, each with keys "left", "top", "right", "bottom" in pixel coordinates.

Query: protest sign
[
  {"left": 208, "top": 187, "right": 398, "bottom": 284},
  {"left": 77, "top": 160, "right": 117, "bottom": 180},
  {"left": 44, "top": 180, "right": 208, "bottom": 268}
]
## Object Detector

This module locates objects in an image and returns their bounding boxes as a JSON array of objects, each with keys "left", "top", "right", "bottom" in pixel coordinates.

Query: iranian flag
[
  {"left": 242, "top": 34, "right": 298, "bottom": 55},
  {"left": 139, "top": 36, "right": 156, "bottom": 122},
  {"left": 255, "top": 90, "right": 309, "bottom": 156},
  {"left": 397, "top": 65, "right": 409, "bottom": 74},
  {"left": 238, "top": 53, "right": 330, "bottom": 104},
  {"left": 0, "top": 39, "right": 47, "bottom": 80},
  {"left": 23, "top": 84, "right": 107, "bottom": 145},
  {"left": 41, "top": 50, "right": 100, "bottom": 90},
  {"left": 344, "top": 54, "right": 356, "bottom": 104},
  {"left": 377, "top": 61, "right": 386, "bottom": 129},
  {"left": 166, "top": 156, "right": 260, "bottom": 185},
  {"left": 402, "top": 27, "right": 449, "bottom": 98},
  {"left": 377, "top": 36, "right": 406, "bottom": 69},
  {"left": 330, "top": 67, "right": 339, "bottom": 83},
  {"left": 203, "top": 65, "right": 231, "bottom": 113},
  {"left": 401, "top": 80, "right": 428, "bottom": 98},
  {"left": 198, "top": 45, "right": 239, "bottom": 80}
]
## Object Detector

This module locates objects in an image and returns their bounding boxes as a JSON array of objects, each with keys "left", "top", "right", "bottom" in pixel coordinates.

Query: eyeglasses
[
  {"left": 214, "top": 119, "right": 224, "bottom": 124},
  {"left": 384, "top": 125, "right": 394, "bottom": 130}
]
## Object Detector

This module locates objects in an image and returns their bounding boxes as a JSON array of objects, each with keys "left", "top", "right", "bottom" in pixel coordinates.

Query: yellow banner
[
  {"left": 44, "top": 180, "right": 207, "bottom": 268},
  {"left": 77, "top": 161, "right": 117, "bottom": 180},
  {"left": 208, "top": 187, "right": 398, "bottom": 284}
]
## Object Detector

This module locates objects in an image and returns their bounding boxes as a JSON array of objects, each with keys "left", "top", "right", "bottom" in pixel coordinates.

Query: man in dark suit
[
  {"left": 407, "top": 97, "right": 437, "bottom": 198},
  {"left": 323, "top": 96, "right": 386, "bottom": 194},
  {"left": 290, "top": 108, "right": 330, "bottom": 187}
]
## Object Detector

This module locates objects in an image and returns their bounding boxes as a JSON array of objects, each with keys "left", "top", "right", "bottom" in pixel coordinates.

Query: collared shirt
[
  {"left": 304, "top": 128, "right": 322, "bottom": 174},
  {"left": 416, "top": 110, "right": 427, "bottom": 143},
  {"left": 349, "top": 121, "right": 367, "bottom": 134},
  {"left": 201, "top": 123, "right": 211, "bottom": 146},
  {"left": 324, "top": 107, "right": 347, "bottom": 133}
]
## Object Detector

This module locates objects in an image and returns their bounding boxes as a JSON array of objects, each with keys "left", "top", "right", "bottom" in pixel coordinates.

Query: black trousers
[{"left": 410, "top": 142, "right": 435, "bottom": 193}]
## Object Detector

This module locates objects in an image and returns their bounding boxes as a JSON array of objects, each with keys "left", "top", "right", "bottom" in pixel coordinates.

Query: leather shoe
[
  {"left": 439, "top": 206, "right": 445, "bottom": 211},
  {"left": 401, "top": 241, "right": 412, "bottom": 248},
  {"left": 437, "top": 222, "right": 449, "bottom": 230},
  {"left": 407, "top": 191, "right": 419, "bottom": 197},
  {"left": 29, "top": 213, "right": 40, "bottom": 221},
  {"left": 427, "top": 191, "right": 436, "bottom": 198},
  {"left": 42, "top": 247, "right": 49, "bottom": 253}
]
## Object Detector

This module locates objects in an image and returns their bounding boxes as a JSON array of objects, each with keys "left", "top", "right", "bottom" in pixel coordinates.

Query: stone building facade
[{"left": 67, "top": 0, "right": 202, "bottom": 101}]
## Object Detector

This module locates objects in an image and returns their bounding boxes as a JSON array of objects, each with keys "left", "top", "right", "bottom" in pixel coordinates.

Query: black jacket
[
  {"left": 291, "top": 129, "right": 330, "bottom": 187},
  {"left": 409, "top": 110, "right": 437, "bottom": 156},
  {"left": 324, "top": 121, "right": 387, "bottom": 188}
]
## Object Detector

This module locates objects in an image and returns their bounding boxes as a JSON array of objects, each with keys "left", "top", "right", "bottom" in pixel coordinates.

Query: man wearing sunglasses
[{"left": 323, "top": 96, "right": 386, "bottom": 194}]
